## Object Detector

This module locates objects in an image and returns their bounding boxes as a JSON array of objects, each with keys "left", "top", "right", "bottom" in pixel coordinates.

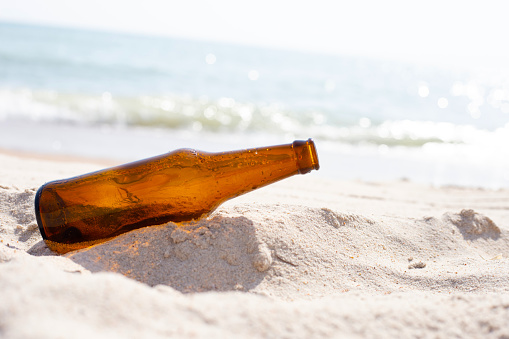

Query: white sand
[{"left": 1, "top": 151, "right": 509, "bottom": 338}]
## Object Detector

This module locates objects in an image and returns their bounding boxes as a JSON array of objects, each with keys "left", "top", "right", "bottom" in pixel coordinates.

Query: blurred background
[{"left": 1, "top": 0, "right": 509, "bottom": 188}]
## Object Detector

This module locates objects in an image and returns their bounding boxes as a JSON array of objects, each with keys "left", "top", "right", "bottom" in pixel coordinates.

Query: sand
[{"left": 1, "top": 151, "right": 509, "bottom": 338}]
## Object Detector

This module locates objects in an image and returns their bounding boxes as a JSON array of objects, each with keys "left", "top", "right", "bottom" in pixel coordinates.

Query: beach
[
  {"left": 2, "top": 21, "right": 509, "bottom": 338},
  {"left": 1, "top": 149, "right": 509, "bottom": 338}
]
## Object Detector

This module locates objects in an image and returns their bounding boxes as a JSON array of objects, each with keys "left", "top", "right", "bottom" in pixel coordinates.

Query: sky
[{"left": 1, "top": 0, "right": 509, "bottom": 67}]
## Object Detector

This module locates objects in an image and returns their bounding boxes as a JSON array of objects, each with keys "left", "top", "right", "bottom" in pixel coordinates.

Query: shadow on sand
[{"left": 36, "top": 215, "right": 269, "bottom": 293}]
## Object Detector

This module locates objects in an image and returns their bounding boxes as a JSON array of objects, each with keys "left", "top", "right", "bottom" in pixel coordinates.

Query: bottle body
[{"left": 35, "top": 139, "right": 319, "bottom": 253}]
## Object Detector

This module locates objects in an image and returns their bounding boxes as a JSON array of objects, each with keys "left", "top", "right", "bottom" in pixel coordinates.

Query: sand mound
[
  {"left": 445, "top": 209, "right": 500, "bottom": 238},
  {"left": 63, "top": 204, "right": 509, "bottom": 300}
]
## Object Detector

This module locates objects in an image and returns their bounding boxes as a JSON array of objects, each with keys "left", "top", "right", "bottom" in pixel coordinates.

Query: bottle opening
[{"left": 293, "top": 138, "right": 320, "bottom": 174}]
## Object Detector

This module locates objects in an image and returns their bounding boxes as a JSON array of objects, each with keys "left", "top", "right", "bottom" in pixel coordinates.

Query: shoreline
[{"left": 2, "top": 118, "right": 509, "bottom": 189}]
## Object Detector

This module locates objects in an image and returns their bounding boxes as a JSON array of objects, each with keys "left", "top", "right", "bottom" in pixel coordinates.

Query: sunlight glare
[
  {"left": 248, "top": 70, "right": 259, "bottom": 81},
  {"left": 205, "top": 53, "right": 217, "bottom": 65},
  {"left": 437, "top": 97, "right": 448, "bottom": 109},
  {"left": 418, "top": 85, "right": 429, "bottom": 98}
]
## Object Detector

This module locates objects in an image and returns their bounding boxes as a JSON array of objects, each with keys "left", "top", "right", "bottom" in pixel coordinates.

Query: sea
[{"left": 1, "top": 22, "right": 509, "bottom": 188}]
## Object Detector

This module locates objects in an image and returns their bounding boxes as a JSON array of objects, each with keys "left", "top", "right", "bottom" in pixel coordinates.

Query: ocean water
[{"left": 1, "top": 22, "right": 509, "bottom": 188}]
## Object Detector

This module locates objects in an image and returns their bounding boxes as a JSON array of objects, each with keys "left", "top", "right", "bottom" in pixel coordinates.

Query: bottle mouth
[{"left": 293, "top": 138, "right": 320, "bottom": 174}]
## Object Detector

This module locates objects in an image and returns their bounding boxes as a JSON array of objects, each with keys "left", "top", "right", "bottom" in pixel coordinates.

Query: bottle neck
[
  {"left": 204, "top": 138, "right": 319, "bottom": 197},
  {"left": 214, "top": 138, "right": 319, "bottom": 175}
]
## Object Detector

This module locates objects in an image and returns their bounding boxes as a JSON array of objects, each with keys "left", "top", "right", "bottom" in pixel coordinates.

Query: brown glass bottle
[{"left": 35, "top": 139, "right": 319, "bottom": 253}]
